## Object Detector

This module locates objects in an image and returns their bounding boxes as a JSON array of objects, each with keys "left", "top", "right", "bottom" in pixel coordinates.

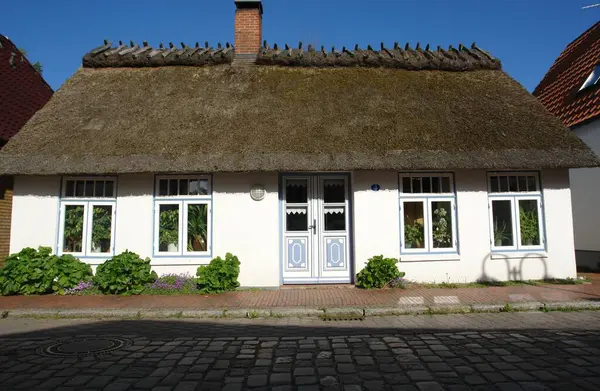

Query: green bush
[
  {"left": 0, "top": 247, "right": 92, "bottom": 295},
  {"left": 94, "top": 251, "right": 157, "bottom": 295},
  {"left": 196, "top": 253, "right": 240, "bottom": 294},
  {"left": 356, "top": 255, "right": 404, "bottom": 289}
]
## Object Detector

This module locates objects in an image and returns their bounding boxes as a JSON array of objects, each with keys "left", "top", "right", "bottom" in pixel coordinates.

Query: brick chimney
[{"left": 234, "top": 0, "right": 263, "bottom": 59}]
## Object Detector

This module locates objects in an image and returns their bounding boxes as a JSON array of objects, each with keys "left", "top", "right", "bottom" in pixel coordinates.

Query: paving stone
[
  {"left": 247, "top": 374, "right": 268, "bottom": 387},
  {"left": 416, "top": 382, "right": 444, "bottom": 391},
  {"left": 407, "top": 371, "right": 433, "bottom": 381},
  {"left": 270, "top": 373, "right": 292, "bottom": 385}
]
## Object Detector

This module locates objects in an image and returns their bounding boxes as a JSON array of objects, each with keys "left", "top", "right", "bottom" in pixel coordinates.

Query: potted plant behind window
[
  {"left": 404, "top": 220, "right": 424, "bottom": 249},
  {"left": 159, "top": 209, "right": 179, "bottom": 252},
  {"left": 493, "top": 220, "right": 508, "bottom": 247},
  {"left": 64, "top": 206, "right": 84, "bottom": 252},
  {"left": 432, "top": 207, "right": 452, "bottom": 248},
  {"left": 187, "top": 204, "right": 207, "bottom": 251},
  {"left": 520, "top": 208, "right": 539, "bottom": 246},
  {"left": 91, "top": 206, "right": 112, "bottom": 253}
]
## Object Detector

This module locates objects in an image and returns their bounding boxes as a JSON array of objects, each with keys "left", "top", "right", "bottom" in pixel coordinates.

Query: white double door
[{"left": 282, "top": 175, "right": 351, "bottom": 284}]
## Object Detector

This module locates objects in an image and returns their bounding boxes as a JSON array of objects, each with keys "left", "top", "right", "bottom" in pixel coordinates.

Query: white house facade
[
  {"left": 1, "top": 1, "right": 597, "bottom": 286},
  {"left": 534, "top": 21, "right": 600, "bottom": 271},
  {"left": 9, "top": 169, "right": 577, "bottom": 286}
]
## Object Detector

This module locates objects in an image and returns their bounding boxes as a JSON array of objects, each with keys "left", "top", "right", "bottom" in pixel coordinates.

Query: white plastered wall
[
  {"left": 352, "top": 169, "right": 576, "bottom": 282},
  {"left": 10, "top": 169, "right": 575, "bottom": 285},
  {"left": 10, "top": 176, "right": 60, "bottom": 252}
]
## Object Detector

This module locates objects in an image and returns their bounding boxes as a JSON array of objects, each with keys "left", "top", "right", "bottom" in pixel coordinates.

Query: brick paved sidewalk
[{"left": 1, "top": 274, "right": 599, "bottom": 311}]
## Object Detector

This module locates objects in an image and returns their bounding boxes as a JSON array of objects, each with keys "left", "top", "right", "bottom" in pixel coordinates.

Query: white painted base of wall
[{"left": 10, "top": 169, "right": 577, "bottom": 286}]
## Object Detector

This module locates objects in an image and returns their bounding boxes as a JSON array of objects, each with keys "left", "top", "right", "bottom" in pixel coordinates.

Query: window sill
[
  {"left": 491, "top": 251, "right": 547, "bottom": 260},
  {"left": 400, "top": 253, "right": 460, "bottom": 262},
  {"left": 150, "top": 256, "right": 212, "bottom": 266}
]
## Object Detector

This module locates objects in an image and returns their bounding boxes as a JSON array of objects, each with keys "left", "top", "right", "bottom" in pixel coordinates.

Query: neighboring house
[
  {"left": 534, "top": 21, "right": 600, "bottom": 271},
  {"left": 0, "top": 0, "right": 597, "bottom": 286},
  {"left": 0, "top": 34, "right": 53, "bottom": 261}
]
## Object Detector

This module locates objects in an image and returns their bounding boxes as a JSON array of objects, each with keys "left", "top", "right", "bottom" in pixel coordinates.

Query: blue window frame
[
  {"left": 399, "top": 173, "right": 458, "bottom": 254},
  {"left": 153, "top": 175, "right": 212, "bottom": 257},
  {"left": 58, "top": 176, "right": 117, "bottom": 257}
]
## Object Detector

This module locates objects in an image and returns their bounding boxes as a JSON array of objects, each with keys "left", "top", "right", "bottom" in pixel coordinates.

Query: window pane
[
  {"left": 189, "top": 180, "right": 199, "bottom": 195},
  {"left": 84, "top": 181, "right": 94, "bottom": 197},
  {"left": 63, "top": 205, "right": 84, "bottom": 253},
  {"left": 94, "top": 181, "right": 105, "bottom": 198},
  {"left": 411, "top": 177, "right": 422, "bottom": 193},
  {"left": 432, "top": 201, "right": 452, "bottom": 248},
  {"left": 403, "top": 202, "right": 425, "bottom": 249},
  {"left": 169, "top": 179, "right": 178, "bottom": 196},
  {"left": 490, "top": 176, "right": 499, "bottom": 193},
  {"left": 75, "top": 180, "right": 85, "bottom": 197},
  {"left": 187, "top": 204, "right": 208, "bottom": 252},
  {"left": 402, "top": 177, "right": 411, "bottom": 193},
  {"left": 432, "top": 177, "right": 441, "bottom": 193},
  {"left": 91, "top": 205, "right": 112, "bottom": 253},
  {"left": 159, "top": 179, "right": 168, "bottom": 196},
  {"left": 527, "top": 176, "right": 537, "bottom": 192},
  {"left": 492, "top": 200, "right": 513, "bottom": 247},
  {"left": 198, "top": 179, "right": 209, "bottom": 195},
  {"left": 519, "top": 200, "right": 540, "bottom": 246},
  {"left": 441, "top": 177, "right": 451, "bottom": 193},
  {"left": 65, "top": 180, "right": 75, "bottom": 197},
  {"left": 509, "top": 176, "right": 518, "bottom": 192},
  {"left": 324, "top": 206, "right": 345, "bottom": 231},
  {"left": 179, "top": 179, "right": 189, "bottom": 196},
  {"left": 499, "top": 176, "right": 509, "bottom": 192},
  {"left": 286, "top": 207, "right": 307, "bottom": 231},
  {"left": 159, "top": 204, "right": 179, "bottom": 252},
  {"left": 286, "top": 179, "right": 307, "bottom": 203},
  {"left": 518, "top": 176, "right": 527, "bottom": 192},
  {"left": 422, "top": 177, "right": 432, "bottom": 193},
  {"left": 323, "top": 179, "right": 345, "bottom": 203},
  {"left": 105, "top": 181, "right": 114, "bottom": 198}
]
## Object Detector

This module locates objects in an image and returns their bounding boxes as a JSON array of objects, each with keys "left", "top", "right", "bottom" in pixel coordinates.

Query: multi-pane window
[
  {"left": 59, "top": 177, "right": 116, "bottom": 256},
  {"left": 488, "top": 173, "right": 545, "bottom": 251},
  {"left": 399, "top": 174, "right": 457, "bottom": 253},
  {"left": 154, "top": 175, "right": 211, "bottom": 256}
]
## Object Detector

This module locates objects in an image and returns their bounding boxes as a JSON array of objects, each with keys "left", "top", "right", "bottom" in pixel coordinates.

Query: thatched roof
[{"left": 0, "top": 50, "right": 597, "bottom": 174}]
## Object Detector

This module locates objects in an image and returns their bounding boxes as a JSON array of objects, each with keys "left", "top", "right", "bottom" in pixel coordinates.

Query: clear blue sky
[{"left": 3, "top": 0, "right": 599, "bottom": 91}]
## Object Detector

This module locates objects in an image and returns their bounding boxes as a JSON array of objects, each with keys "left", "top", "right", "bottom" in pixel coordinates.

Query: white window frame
[
  {"left": 488, "top": 172, "right": 545, "bottom": 252},
  {"left": 154, "top": 175, "right": 212, "bottom": 257},
  {"left": 399, "top": 173, "right": 458, "bottom": 254},
  {"left": 58, "top": 177, "right": 117, "bottom": 257}
]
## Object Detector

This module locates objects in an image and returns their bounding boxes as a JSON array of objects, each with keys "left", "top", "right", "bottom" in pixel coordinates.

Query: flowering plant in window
[
  {"left": 187, "top": 204, "right": 208, "bottom": 251},
  {"left": 159, "top": 209, "right": 179, "bottom": 250},
  {"left": 519, "top": 208, "right": 539, "bottom": 246},
  {"left": 432, "top": 207, "right": 452, "bottom": 248},
  {"left": 64, "top": 206, "right": 84, "bottom": 252}
]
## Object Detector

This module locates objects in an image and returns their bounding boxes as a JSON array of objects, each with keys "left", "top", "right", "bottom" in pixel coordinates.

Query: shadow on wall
[
  {"left": 0, "top": 176, "right": 12, "bottom": 200},
  {"left": 479, "top": 252, "right": 549, "bottom": 282}
]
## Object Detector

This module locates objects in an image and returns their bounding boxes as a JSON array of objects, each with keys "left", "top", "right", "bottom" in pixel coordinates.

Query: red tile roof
[
  {"left": 0, "top": 35, "right": 53, "bottom": 143},
  {"left": 533, "top": 22, "right": 600, "bottom": 128}
]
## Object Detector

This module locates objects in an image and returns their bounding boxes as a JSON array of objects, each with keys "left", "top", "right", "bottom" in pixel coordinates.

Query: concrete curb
[{"left": 2, "top": 301, "right": 599, "bottom": 319}]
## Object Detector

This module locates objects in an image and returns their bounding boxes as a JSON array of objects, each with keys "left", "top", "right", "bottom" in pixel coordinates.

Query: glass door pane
[
  {"left": 492, "top": 200, "right": 514, "bottom": 247},
  {"left": 519, "top": 199, "right": 540, "bottom": 246},
  {"left": 431, "top": 201, "right": 452, "bottom": 248},
  {"left": 403, "top": 202, "right": 425, "bottom": 249},
  {"left": 324, "top": 207, "right": 345, "bottom": 231},
  {"left": 91, "top": 205, "right": 112, "bottom": 253},
  {"left": 286, "top": 207, "right": 308, "bottom": 231}
]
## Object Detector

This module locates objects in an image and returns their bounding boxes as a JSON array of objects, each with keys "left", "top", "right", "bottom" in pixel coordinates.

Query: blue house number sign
[{"left": 371, "top": 184, "right": 380, "bottom": 191}]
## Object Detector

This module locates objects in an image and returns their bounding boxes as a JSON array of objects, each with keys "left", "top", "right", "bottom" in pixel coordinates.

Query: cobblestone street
[{"left": 1, "top": 312, "right": 600, "bottom": 391}]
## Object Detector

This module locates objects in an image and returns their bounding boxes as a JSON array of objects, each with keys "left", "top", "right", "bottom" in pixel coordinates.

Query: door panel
[{"left": 282, "top": 175, "right": 351, "bottom": 284}]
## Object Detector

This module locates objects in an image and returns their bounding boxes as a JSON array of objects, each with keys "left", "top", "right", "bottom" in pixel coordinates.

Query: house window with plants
[
  {"left": 154, "top": 175, "right": 211, "bottom": 256},
  {"left": 488, "top": 173, "right": 545, "bottom": 251},
  {"left": 59, "top": 178, "right": 117, "bottom": 256},
  {"left": 399, "top": 174, "right": 457, "bottom": 254}
]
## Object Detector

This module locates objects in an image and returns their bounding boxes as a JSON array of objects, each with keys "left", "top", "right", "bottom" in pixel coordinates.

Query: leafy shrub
[
  {"left": 94, "top": 251, "right": 157, "bottom": 295},
  {"left": 0, "top": 247, "right": 93, "bottom": 295},
  {"left": 145, "top": 273, "right": 199, "bottom": 295},
  {"left": 197, "top": 253, "right": 240, "bottom": 294},
  {"left": 356, "top": 255, "right": 404, "bottom": 289}
]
